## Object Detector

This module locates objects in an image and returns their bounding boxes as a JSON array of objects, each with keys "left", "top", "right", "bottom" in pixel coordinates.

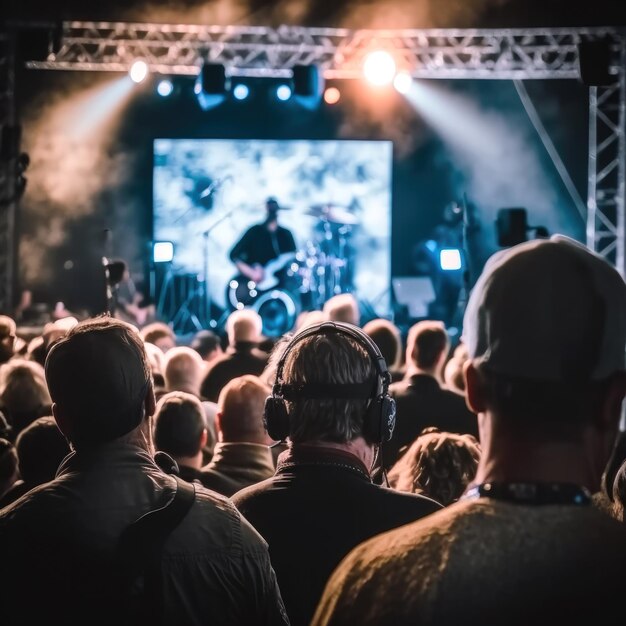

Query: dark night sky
[{"left": 3, "top": 0, "right": 625, "bottom": 29}]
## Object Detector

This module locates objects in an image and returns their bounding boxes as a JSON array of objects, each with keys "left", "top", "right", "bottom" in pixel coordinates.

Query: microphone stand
[{"left": 201, "top": 210, "right": 233, "bottom": 327}]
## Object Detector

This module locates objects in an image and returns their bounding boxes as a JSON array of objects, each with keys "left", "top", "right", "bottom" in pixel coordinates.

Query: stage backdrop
[{"left": 153, "top": 139, "right": 393, "bottom": 316}]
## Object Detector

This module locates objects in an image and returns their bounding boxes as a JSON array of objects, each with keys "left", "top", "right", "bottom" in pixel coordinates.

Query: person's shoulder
[
  {"left": 231, "top": 475, "right": 276, "bottom": 509},
  {"left": 172, "top": 483, "right": 270, "bottom": 554},
  {"left": 347, "top": 497, "right": 466, "bottom": 564},
  {"left": 367, "top": 482, "right": 442, "bottom": 515},
  {"left": 389, "top": 379, "right": 409, "bottom": 396},
  {"left": 0, "top": 479, "right": 66, "bottom": 530}
]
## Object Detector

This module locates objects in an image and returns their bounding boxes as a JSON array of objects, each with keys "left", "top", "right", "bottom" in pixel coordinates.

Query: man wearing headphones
[{"left": 232, "top": 322, "right": 441, "bottom": 626}]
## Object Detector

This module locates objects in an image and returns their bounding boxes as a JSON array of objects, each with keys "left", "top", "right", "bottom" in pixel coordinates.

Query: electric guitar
[{"left": 227, "top": 252, "right": 297, "bottom": 309}]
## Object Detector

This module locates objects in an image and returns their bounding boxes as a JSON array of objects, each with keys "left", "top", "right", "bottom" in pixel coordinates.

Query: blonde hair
[{"left": 388, "top": 428, "right": 481, "bottom": 505}]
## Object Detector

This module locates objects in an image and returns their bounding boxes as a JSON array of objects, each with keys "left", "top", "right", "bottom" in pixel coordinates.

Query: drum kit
[{"left": 225, "top": 202, "right": 359, "bottom": 336}]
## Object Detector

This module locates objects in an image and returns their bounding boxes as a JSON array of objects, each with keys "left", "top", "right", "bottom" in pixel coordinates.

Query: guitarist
[{"left": 229, "top": 197, "right": 297, "bottom": 285}]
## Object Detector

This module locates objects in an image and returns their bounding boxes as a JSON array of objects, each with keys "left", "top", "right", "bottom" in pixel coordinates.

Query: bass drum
[{"left": 253, "top": 289, "right": 300, "bottom": 338}]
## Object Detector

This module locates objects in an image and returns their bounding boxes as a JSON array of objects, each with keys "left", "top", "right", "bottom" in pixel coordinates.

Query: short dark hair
[
  {"left": 140, "top": 322, "right": 175, "bottom": 346},
  {"left": 407, "top": 321, "right": 449, "bottom": 370},
  {"left": 283, "top": 331, "right": 377, "bottom": 444},
  {"left": 190, "top": 330, "right": 221, "bottom": 359},
  {"left": 363, "top": 319, "right": 402, "bottom": 370},
  {"left": 154, "top": 391, "right": 205, "bottom": 458},
  {"left": 45, "top": 317, "right": 151, "bottom": 447},
  {"left": 15, "top": 416, "right": 70, "bottom": 485}
]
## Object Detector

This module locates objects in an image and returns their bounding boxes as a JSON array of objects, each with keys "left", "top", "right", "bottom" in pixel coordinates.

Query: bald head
[
  {"left": 217, "top": 375, "right": 270, "bottom": 444},
  {"left": 163, "top": 347, "right": 205, "bottom": 396},
  {"left": 226, "top": 310, "right": 263, "bottom": 346}
]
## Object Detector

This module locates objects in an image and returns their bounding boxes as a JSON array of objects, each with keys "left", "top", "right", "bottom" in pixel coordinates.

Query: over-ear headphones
[{"left": 264, "top": 321, "right": 396, "bottom": 445}]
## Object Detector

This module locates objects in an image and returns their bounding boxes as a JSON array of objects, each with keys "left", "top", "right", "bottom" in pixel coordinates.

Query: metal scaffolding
[
  {"left": 27, "top": 24, "right": 618, "bottom": 80},
  {"left": 0, "top": 23, "right": 622, "bottom": 300},
  {"left": 586, "top": 42, "right": 626, "bottom": 275}
]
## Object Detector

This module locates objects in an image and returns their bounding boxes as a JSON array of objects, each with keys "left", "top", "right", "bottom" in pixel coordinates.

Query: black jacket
[
  {"left": 200, "top": 342, "right": 268, "bottom": 402},
  {"left": 383, "top": 373, "right": 479, "bottom": 470},
  {"left": 233, "top": 445, "right": 441, "bottom": 626}
]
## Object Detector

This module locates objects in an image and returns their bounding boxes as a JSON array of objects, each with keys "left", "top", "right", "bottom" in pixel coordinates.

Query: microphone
[{"left": 199, "top": 175, "right": 232, "bottom": 199}]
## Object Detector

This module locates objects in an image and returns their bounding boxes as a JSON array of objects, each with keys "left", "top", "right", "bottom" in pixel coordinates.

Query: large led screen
[{"left": 154, "top": 139, "right": 392, "bottom": 321}]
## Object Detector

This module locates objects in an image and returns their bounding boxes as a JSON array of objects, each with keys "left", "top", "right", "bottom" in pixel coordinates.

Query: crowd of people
[{"left": 1, "top": 234, "right": 626, "bottom": 624}]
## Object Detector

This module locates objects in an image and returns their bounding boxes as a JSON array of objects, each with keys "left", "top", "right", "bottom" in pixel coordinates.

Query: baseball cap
[{"left": 463, "top": 235, "right": 626, "bottom": 382}]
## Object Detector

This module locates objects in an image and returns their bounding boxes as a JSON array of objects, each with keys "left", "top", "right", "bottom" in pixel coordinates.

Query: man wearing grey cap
[
  {"left": 312, "top": 236, "right": 626, "bottom": 626},
  {"left": 0, "top": 317, "right": 288, "bottom": 626}
]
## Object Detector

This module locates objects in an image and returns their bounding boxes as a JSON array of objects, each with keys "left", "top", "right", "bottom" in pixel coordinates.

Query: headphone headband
[
  {"left": 274, "top": 321, "right": 391, "bottom": 394},
  {"left": 275, "top": 381, "right": 377, "bottom": 400},
  {"left": 264, "top": 320, "right": 396, "bottom": 445}
]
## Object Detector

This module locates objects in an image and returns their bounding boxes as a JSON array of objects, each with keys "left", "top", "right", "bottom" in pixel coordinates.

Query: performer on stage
[{"left": 229, "top": 197, "right": 297, "bottom": 284}]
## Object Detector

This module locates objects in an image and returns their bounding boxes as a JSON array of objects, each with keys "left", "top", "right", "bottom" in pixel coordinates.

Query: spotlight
[
  {"left": 393, "top": 72, "right": 413, "bottom": 94},
  {"left": 324, "top": 87, "right": 341, "bottom": 105},
  {"left": 276, "top": 84, "right": 292, "bottom": 101},
  {"left": 293, "top": 65, "right": 321, "bottom": 97},
  {"left": 195, "top": 63, "right": 228, "bottom": 111},
  {"left": 439, "top": 249, "right": 463, "bottom": 271},
  {"left": 156, "top": 79, "right": 174, "bottom": 97},
  {"left": 233, "top": 83, "right": 250, "bottom": 100},
  {"left": 292, "top": 65, "right": 324, "bottom": 110},
  {"left": 129, "top": 60, "right": 149, "bottom": 84},
  {"left": 153, "top": 241, "right": 174, "bottom": 263},
  {"left": 363, "top": 51, "right": 396, "bottom": 86}
]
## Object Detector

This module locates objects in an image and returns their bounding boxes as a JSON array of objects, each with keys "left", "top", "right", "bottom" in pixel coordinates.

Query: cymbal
[{"left": 306, "top": 204, "right": 359, "bottom": 225}]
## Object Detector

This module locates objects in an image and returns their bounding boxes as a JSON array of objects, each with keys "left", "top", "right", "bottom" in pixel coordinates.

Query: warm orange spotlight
[
  {"left": 363, "top": 51, "right": 396, "bottom": 86},
  {"left": 324, "top": 87, "right": 341, "bottom": 104}
]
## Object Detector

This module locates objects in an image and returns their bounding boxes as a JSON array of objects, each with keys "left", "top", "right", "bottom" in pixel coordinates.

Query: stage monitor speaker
[
  {"left": 392, "top": 277, "right": 436, "bottom": 319},
  {"left": 496, "top": 208, "right": 528, "bottom": 247},
  {"left": 578, "top": 38, "right": 613, "bottom": 87}
]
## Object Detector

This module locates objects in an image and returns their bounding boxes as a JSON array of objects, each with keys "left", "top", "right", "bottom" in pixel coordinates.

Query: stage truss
[{"left": 0, "top": 23, "right": 625, "bottom": 311}]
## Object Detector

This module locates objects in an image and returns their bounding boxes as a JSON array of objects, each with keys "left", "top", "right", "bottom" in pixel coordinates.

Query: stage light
[
  {"left": 157, "top": 79, "right": 174, "bottom": 97},
  {"left": 233, "top": 83, "right": 249, "bottom": 100},
  {"left": 153, "top": 241, "right": 174, "bottom": 263},
  {"left": 393, "top": 72, "right": 412, "bottom": 94},
  {"left": 324, "top": 87, "right": 341, "bottom": 104},
  {"left": 195, "top": 63, "right": 228, "bottom": 111},
  {"left": 276, "top": 84, "right": 292, "bottom": 101},
  {"left": 363, "top": 51, "right": 396, "bottom": 86},
  {"left": 439, "top": 248, "right": 463, "bottom": 271},
  {"left": 129, "top": 60, "right": 149, "bottom": 84}
]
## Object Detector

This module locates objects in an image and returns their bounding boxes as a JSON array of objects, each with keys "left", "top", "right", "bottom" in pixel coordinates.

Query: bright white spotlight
[
  {"left": 363, "top": 51, "right": 396, "bottom": 86},
  {"left": 393, "top": 71, "right": 413, "bottom": 94},
  {"left": 276, "top": 84, "right": 292, "bottom": 101},
  {"left": 153, "top": 241, "right": 174, "bottom": 263},
  {"left": 156, "top": 79, "right": 174, "bottom": 97},
  {"left": 439, "top": 248, "right": 463, "bottom": 271},
  {"left": 233, "top": 84, "right": 250, "bottom": 100},
  {"left": 129, "top": 60, "right": 149, "bottom": 84}
]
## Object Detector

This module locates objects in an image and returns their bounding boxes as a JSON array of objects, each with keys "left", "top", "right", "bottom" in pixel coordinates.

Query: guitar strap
[{"left": 270, "top": 230, "right": 281, "bottom": 257}]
